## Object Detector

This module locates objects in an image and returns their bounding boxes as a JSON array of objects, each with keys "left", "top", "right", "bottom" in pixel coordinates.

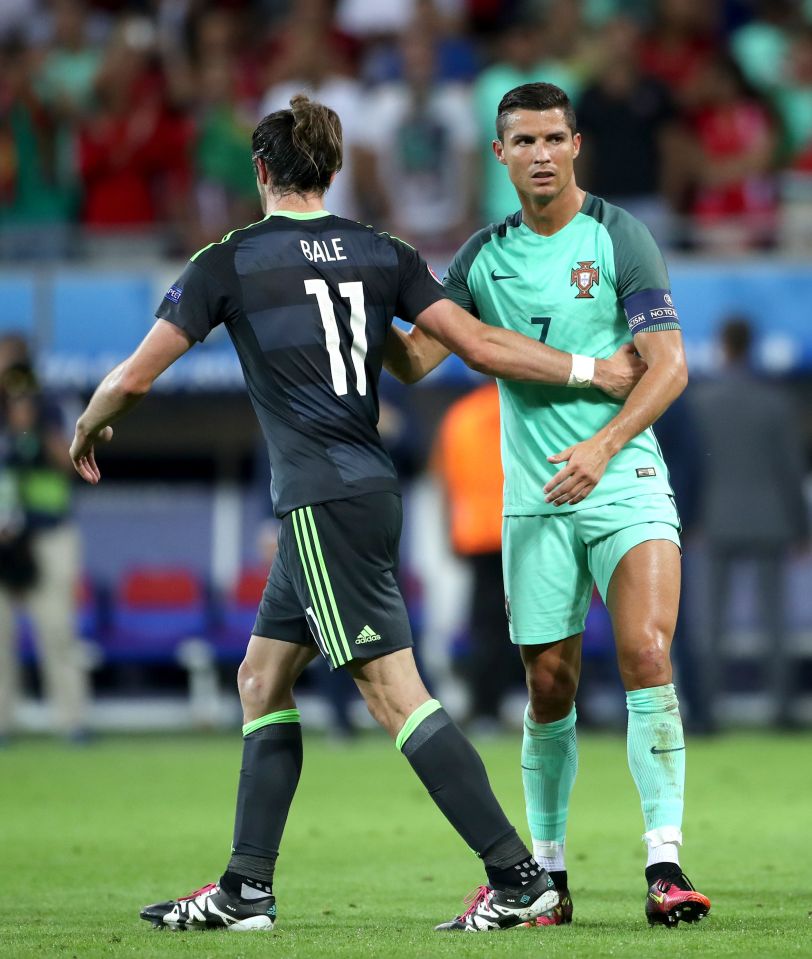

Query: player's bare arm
[
  {"left": 69, "top": 319, "right": 193, "bottom": 484},
  {"left": 386, "top": 300, "right": 646, "bottom": 394},
  {"left": 383, "top": 323, "right": 451, "bottom": 384},
  {"left": 544, "top": 329, "right": 687, "bottom": 507}
]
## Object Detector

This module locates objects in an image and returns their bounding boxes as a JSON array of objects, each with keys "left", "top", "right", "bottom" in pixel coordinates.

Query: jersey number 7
[
  {"left": 531, "top": 316, "right": 552, "bottom": 343},
  {"left": 305, "top": 278, "right": 369, "bottom": 396}
]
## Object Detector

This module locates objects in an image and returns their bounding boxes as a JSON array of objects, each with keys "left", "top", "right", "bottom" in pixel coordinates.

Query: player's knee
[
  {"left": 237, "top": 659, "right": 271, "bottom": 712},
  {"left": 526, "top": 666, "right": 577, "bottom": 722},
  {"left": 619, "top": 631, "right": 672, "bottom": 689}
]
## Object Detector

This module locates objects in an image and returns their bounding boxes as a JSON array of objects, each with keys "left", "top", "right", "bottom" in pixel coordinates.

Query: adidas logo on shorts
[{"left": 355, "top": 624, "right": 382, "bottom": 644}]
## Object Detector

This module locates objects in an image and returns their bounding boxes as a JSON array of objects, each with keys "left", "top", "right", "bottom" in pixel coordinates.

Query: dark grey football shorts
[{"left": 253, "top": 491, "right": 413, "bottom": 670}]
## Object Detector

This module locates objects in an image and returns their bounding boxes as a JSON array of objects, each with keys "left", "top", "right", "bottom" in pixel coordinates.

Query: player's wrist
[{"left": 567, "top": 354, "right": 595, "bottom": 389}]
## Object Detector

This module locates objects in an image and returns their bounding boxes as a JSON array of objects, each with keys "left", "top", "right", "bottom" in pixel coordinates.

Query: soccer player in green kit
[{"left": 386, "top": 82, "right": 711, "bottom": 927}]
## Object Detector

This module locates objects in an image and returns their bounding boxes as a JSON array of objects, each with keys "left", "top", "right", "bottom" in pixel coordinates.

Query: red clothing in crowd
[{"left": 692, "top": 100, "right": 776, "bottom": 222}]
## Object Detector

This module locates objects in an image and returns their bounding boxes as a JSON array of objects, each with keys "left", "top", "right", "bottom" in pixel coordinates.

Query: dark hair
[
  {"left": 720, "top": 317, "right": 753, "bottom": 362},
  {"left": 495, "top": 82, "right": 577, "bottom": 140},
  {"left": 251, "top": 94, "right": 343, "bottom": 196}
]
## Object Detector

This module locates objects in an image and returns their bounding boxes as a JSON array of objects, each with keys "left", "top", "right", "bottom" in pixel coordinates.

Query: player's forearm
[
  {"left": 75, "top": 361, "right": 150, "bottom": 438},
  {"left": 383, "top": 325, "right": 450, "bottom": 384},
  {"left": 594, "top": 360, "right": 688, "bottom": 457},
  {"left": 468, "top": 325, "right": 573, "bottom": 385}
]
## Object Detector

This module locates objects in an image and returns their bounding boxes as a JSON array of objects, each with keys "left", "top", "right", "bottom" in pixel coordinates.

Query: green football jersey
[{"left": 444, "top": 193, "right": 680, "bottom": 516}]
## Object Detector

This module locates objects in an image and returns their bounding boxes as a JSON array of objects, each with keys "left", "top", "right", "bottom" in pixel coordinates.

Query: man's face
[{"left": 493, "top": 108, "right": 580, "bottom": 205}]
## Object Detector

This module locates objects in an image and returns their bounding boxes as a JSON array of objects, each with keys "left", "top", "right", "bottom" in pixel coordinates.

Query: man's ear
[
  {"left": 572, "top": 132, "right": 581, "bottom": 161},
  {"left": 492, "top": 138, "right": 506, "bottom": 166}
]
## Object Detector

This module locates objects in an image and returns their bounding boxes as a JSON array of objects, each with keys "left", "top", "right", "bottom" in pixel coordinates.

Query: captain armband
[
  {"left": 623, "top": 289, "right": 681, "bottom": 335},
  {"left": 567, "top": 354, "right": 595, "bottom": 388}
]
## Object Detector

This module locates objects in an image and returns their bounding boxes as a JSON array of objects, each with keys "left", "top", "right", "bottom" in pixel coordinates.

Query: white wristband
[{"left": 567, "top": 354, "right": 595, "bottom": 388}]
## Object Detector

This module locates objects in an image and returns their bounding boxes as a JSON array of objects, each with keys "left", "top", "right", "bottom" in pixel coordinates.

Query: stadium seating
[
  {"left": 106, "top": 567, "right": 208, "bottom": 662},
  {"left": 215, "top": 566, "right": 268, "bottom": 660}
]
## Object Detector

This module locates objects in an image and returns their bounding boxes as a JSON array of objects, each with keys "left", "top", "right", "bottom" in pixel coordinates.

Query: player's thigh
[
  {"left": 584, "top": 495, "right": 682, "bottom": 687},
  {"left": 286, "top": 492, "right": 413, "bottom": 672},
  {"left": 252, "top": 522, "right": 317, "bottom": 666},
  {"left": 503, "top": 513, "right": 593, "bottom": 646}
]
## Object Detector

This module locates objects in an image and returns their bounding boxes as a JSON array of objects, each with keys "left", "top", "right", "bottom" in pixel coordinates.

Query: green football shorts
[{"left": 502, "top": 493, "right": 681, "bottom": 645}]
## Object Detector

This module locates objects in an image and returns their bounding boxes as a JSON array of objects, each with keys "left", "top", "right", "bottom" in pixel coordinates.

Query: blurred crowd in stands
[{"left": 3, "top": 0, "right": 812, "bottom": 260}]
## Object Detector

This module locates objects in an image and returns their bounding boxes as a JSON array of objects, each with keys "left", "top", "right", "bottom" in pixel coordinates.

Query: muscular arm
[
  {"left": 544, "top": 329, "right": 688, "bottom": 506},
  {"left": 70, "top": 319, "right": 193, "bottom": 483},
  {"left": 384, "top": 299, "right": 645, "bottom": 397}
]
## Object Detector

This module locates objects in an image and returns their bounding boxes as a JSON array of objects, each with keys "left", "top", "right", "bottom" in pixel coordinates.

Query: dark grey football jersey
[{"left": 156, "top": 210, "right": 446, "bottom": 516}]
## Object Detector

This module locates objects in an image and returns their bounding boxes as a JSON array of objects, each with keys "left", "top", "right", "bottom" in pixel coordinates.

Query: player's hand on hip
[
  {"left": 545, "top": 436, "right": 610, "bottom": 506},
  {"left": 594, "top": 344, "right": 647, "bottom": 400},
  {"left": 69, "top": 425, "right": 113, "bottom": 485}
]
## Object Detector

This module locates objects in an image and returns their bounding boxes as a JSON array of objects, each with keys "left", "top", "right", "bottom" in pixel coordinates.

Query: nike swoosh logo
[
  {"left": 491, "top": 270, "right": 518, "bottom": 281},
  {"left": 649, "top": 892, "right": 665, "bottom": 904},
  {"left": 650, "top": 745, "right": 686, "bottom": 754}
]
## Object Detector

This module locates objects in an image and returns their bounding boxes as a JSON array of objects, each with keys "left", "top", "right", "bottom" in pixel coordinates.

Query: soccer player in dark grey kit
[{"left": 69, "top": 95, "right": 643, "bottom": 933}]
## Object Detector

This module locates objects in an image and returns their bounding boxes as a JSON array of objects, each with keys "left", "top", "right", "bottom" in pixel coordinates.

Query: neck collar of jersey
[{"left": 266, "top": 209, "right": 332, "bottom": 220}]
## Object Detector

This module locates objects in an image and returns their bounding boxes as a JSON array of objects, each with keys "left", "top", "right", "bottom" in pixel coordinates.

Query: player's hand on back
[{"left": 593, "top": 344, "right": 647, "bottom": 400}]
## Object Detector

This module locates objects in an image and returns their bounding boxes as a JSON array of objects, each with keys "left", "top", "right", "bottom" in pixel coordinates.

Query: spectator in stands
[
  {"left": 692, "top": 317, "right": 810, "bottom": 728},
  {"left": 0, "top": 36, "right": 75, "bottom": 258},
  {"left": 77, "top": 16, "right": 191, "bottom": 248},
  {"left": 33, "top": 0, "right": 101, "bottom": 120},
  {"left": 684, "top": 53, "right": 778, "bottom": 250},
  {"left": 0, "top": 334, "right": 90, "bottom": 744},
  {"left": 259, "top": 5, "right": 363, "bottom": 220},
  {"left": 193, "top": 55, "right": 262, "bottom": 244},
  {"left": 473, "top": 12, "right": 583, "bottom": 224},
  {"left": 355, "top": 24, "right": 478, "bottom": 252},
  {"left": 729, "top": 0, "right": 797, "bottom": 94},
  {"left": 576, "top": 15, "right": 682, "bottom": 246},
  {"left": 639, "top": 0, "right": 718, "bottom": 104},
  {"left": 432, "top": 381, "right": 519, "bottom": 731}
]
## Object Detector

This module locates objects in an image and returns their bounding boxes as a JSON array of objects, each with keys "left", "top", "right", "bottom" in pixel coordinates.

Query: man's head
[
  {"left": 720, "top": 316, "right": 753, "bottom": 366},
  {"left": 493, "top": 83, "right": 580, "bottom": 207},
  {"left": 252, "top": 94, "right": 342, "bottom": 203}
]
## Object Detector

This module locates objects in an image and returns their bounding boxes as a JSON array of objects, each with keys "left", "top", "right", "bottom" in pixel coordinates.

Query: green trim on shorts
[
  {"left": 291, "top": 507, "right": 351, "bottom": 667},
  {"left": 304, "top": 507, "right": 352, "bottom": 662},
  {"left": 396, "top": 699, "right": 442, "bottom": 752},
  {"left": 242, "top": 708, "right": 301, "bottom": 737}
]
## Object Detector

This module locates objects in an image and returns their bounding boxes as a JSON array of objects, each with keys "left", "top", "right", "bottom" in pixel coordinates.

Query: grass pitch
[{"left": 1, "top": 729, "right": 809, "bottom": 958}]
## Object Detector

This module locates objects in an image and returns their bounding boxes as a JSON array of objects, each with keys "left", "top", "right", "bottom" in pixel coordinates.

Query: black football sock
[
  {"left": 646, "top": 862, "right": 683, "bottom": 885},
  {"left": 397, "top": 701, "right": 537, "bottom": 887},
  {"left": 223, "top": 709, "right": 303, "bottom": 895},
  {"left": 550, "top": 869, "right": 568, "bottom": 891}
]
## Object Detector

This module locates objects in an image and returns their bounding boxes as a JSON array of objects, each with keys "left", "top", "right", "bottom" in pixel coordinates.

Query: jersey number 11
[{"left": 305, "top": 279, "right": 368, "bottom": 396}]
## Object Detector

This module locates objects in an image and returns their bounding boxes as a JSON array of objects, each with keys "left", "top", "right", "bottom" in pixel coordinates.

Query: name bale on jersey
[{"left": 300, "top": 238, "right": 347, "bottom": 263}]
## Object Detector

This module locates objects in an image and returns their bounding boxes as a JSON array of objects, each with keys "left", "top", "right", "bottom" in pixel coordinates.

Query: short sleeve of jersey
[
  {"left": 391, "top": 238, "right": 448, "bottom": 320},
  {"left": 612, "top": 212, "right": 681, "bottom": 335},
  {"left": 155, "top": 259, "right": 237, "bottom": 343},
  {"left": 443, "top": 227, "right": 493, "bottom": 316}
]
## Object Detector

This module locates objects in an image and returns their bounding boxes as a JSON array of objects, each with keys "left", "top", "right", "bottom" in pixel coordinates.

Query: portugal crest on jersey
[{"left": 570, "top": 260, "right": 600, "bottom": 299}]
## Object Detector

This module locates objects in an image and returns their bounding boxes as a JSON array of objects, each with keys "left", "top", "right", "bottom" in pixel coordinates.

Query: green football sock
[
  {"left": 521, "top": 705, "right": 578, "bottom": 847},
  {"left": 626, "top": 684, "right": 685, "bottom": 833}
]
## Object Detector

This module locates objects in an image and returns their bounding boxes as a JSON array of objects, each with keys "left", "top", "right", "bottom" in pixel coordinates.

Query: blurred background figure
[
  {"left": 432, "top": 380, "right": 519, "bottom": 732},
  {"left": 682, "top": 54, "right": 778, "bottom": 251},
  {"left": 259, "top": 1, "right": 363, "bottom": 221},
  {"left": 576, "top": 15, "right": 682, "bottom": 247},
  {"left": 692, "top": 318, "right": 810, "bottom": 728},
  {"left": 355, "top": 23, "right": 478, "bottom": 253},
  {"left": 0, "top": 334, "right": 90, "bottom": 744}
]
